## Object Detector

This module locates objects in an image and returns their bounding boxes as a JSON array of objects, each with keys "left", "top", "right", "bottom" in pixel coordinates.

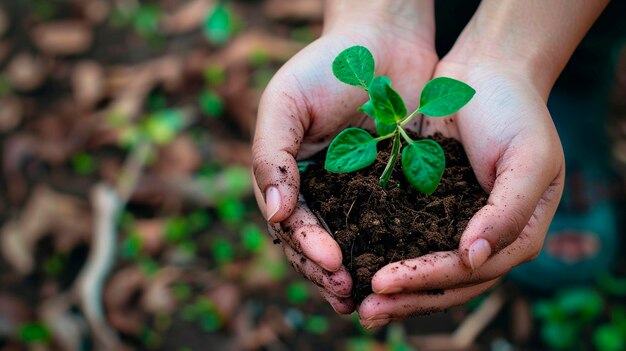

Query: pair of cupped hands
[{"left": 252, "top": 23, "right": 565, "bottom": 328}]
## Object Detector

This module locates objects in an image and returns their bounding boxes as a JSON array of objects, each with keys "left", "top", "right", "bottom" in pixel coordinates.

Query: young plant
[{"left": 324, "top": 46, "right": 475, "bottom": 194}]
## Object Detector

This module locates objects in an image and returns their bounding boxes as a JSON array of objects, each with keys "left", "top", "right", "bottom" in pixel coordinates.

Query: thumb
[
  {"left": 252, "top": 79, "right": 310, "bottom": 223},
  {"left": 459, "top": 136, "right": 564, "bottom": 270}
]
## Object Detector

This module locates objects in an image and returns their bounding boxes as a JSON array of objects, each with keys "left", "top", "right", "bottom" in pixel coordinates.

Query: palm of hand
[
  {"left": 356, "top": 61, "right": 565, "bottom": 326},
  {"left": 253, "top": 29, "right": 438, "bottom": 315},
  {"left": 263, "top": 32, "right": 438, "bottom": 158}
]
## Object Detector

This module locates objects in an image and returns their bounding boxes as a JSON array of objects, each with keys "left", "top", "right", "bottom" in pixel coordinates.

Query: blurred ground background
[{"left": 0, "top": 1, "right": 626, "bottom": 350}]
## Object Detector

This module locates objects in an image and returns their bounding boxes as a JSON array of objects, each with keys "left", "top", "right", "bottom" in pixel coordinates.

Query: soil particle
[{"left": 300, "top": 133, "right": 488, "bottom": 302}]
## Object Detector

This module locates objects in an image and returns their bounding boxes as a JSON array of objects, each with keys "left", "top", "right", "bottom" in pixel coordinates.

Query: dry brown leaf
[
  {"left": 7, "top": 53, "right": 46, "bottom": 91},
  {"left": 0, "top": 5, "right": 7, "bottom": 38},
  {"left": 0, "top": 40, "right": 9, "bottom": 64},
  {"left": 207, "top": 283, "right": 241, "bottom": 323},
  {"left": 155, "top": 135, "right": 202, "bottom": 176},
  {"left": 142, "top": 268, "right": 183, "bottom": 314},
  {"left": 134, "top": 219, "right": 166, "bottom": 255},
  {"left": 0, "top": 186, "right": 91, "bottom": 274},
  {"left": 72, "top": 61, "right": 105, "bottom": 108},
  {"left": 264, "top": 0, "right": 323, "bottom": 21},
  {"left": 103, "top": 267, "right": 146, "bottom": 335},
  {"left": 0, "top": 96, "right": 22, "bottom": 132},
  {"left": 82, "top": 0, "right": 111, "bottom": 24},
  {"left": 32, "top": 21, "right": 93, "bottom": 55},
  {"left": 0, "top": 293, "right": 32, "bottom": 336},
  {"left": 161, "top": 0, "right": 214, "bottom": 34}
]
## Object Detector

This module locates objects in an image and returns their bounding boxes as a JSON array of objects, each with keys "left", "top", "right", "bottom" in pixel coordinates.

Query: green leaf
[
  {"left": 595, "top": 324, "right": 626, "bottom": 351},
  {"left": 376, "top": 120, "right": 396, "bottom": 136},
  {"left": 359, "top": 99, "right": 396, "bottom": 136},
  {"left": 324, "top": 128, "right": 377, "bottom": 173},
  {"left": 304, "top": 315, "right": 329, "bottom": 335},
  {"left": 332, "top": 46, "right": 375, "bottom": 89},
  {"left": 401, "top": 139, "right": 445, "bottom": 194},
  {"left": 204, "top": 4, "right": 234, "bottom": 45},
  {"left": 358, "top": 99, "right": 376, "bottom": 118},
  {"left": 199, "top": 89, "right": 224, "bottom": 117},
  {"left": 204, "top": 64, "right": 226, "bottom": 86},
  {"left": 72, "top": 152, "right": 96, "bottom": 175},
  {"left": 242, "top": 224, "right": 265, "bottom": 252},
  {"left": 143, "top": 109, "right": 186, "bottom": 145},
  {"left": 165, "top": 217, "right": 190, "bottom": 243},
  {"left": 287, "top": 282, "right": 310, "bottom": 304},
  {"left": 368, "top": 76, "right": 406, "bottom": 124},
  {"left": 597, "top": 274, "right": 626, "bottom": 297},
  {"left": 133, "top": 5, "right": 161, "bottom": 38},
  {"left": 418, "top": 77, "right": 475, "bottom": 117},
  {"left": 379, "top": 133, "right": 400, "bottom": 188},
  {"left": 557, "top": 288, "right": 603, "bottom": 321},
  {"left": 541, "top": 322, "right": 578, "bottom": 350},
  {"left": 212, "top": 238, "right": 234, "bottom": 264},
  {"left": 18, "top": 323, "right": 51, "bottom": 344}
]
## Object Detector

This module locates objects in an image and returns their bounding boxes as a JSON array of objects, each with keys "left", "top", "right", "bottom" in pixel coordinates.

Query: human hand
[
  {"left": 356, "top": 56, "right": 566, "bottom": 328},
  {"left": 252, "top": 1, "right": 438, "bottom": 314}
]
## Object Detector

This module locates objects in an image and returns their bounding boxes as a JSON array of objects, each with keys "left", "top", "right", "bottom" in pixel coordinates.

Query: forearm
[
  {"left": 445, "top": 0, "right": 609, "bottom": 96},
  {"left": 323, "top": 0, "right": 435, "bottom": 47}
]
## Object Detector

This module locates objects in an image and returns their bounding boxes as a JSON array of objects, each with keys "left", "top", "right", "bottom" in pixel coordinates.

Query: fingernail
[
  {"left": 265, "top": 186, "right": 280, "bottom": 222},
  {"left": 365, "top": 314, "right": 390, "bottom": 322},
  {"left": 469, "top": 238, "right": 492, "bottom": 270},
  {"left": 377, "top": 286, "right": 402, "bottom": 295},
  {"left": 364, "top": 319, "right": 390, "bottom": 329}
]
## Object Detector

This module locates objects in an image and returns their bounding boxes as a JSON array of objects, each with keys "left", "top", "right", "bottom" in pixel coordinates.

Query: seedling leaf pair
[
  {"left": 324, "top": 128, "right": 377, "bottom": 173},
  {"left": 324, "top": 45, "right": 475, "bottom": 194}
]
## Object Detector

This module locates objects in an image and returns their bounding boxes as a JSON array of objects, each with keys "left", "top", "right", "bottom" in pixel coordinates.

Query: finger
[
  {"left": 318, "top": 287, "right": 355, "bottom": 315},
  {"left": 283, "top": 245, "right": 352, "bottom": 298},
  {"left": 458, "top": 132, "right": 565, "bottom": 270},
  {"left": 252, "top": 75, "right": 311, "bottom": 223},
  {"left": 372, "top": 227, "right": 545, "bottom": 293},
  {"left": 269, "top": 195, "right": 343, "bottom": 272},
  {"left": 359, "top": 279, "right": 498, "bottom": 324}
]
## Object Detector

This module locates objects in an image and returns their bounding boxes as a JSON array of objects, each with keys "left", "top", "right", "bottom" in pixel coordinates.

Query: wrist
[
  {"left": 323, "top": 0, "right": 436, "bottom": 50},
  {"left": 442, "top": 0, "right": 609, "bottom": 99}
]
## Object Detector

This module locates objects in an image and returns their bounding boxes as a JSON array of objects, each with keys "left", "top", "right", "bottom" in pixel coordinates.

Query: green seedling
[{"left": 325, "top": 46, "right": 475, "bottom": 194}]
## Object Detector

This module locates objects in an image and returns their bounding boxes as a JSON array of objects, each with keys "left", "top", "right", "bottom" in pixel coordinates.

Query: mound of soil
[{"left": 300, "top": 133, "right": 489, "bottom": 302}]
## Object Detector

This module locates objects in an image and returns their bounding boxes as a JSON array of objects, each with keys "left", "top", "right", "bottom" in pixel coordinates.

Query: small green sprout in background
[
  {"left": 203, "top": 2, "right": 239, "bottom": 45},
  {"left": 139, "top": 257, "right": 160, "bottom": 276},
  {"left": 286, "top": 281, "right": 310, "bottom": 305},
  {"left": 304, "top": 315, "right": 329, "bottom": 335},
  {"left": 211, "top": 238, "right": 235, "bottom": 265},
  {"left": 204, "top": 64, "right": 227, "bottom": 86},
  {"left": 43, "top": 254, "right": 65, "bottom": 277},
  {"left": 325, "top": 46, "right": 475, "bottom": 194},
  {"left": 534, "top": 288, "right": 605, "bottom": 350},
  {"left": 142, "top": 109, "right": 186, "bottom": 145},
  {"left": 18, "top": 322, "right": 51, "bottom": 344},
  {"left": 198, "top": 88, "right": 224, "bottom": 118},
  {"left": 140, "top": 327, "right": 162, "bottom": 349},
  {"left": 180, "top": 297, "right": 224, "bottom": 332},
  {"left": 72, "top": 152, "right": 97, "bottom": 175},
  {"left": 172, "top": 283, "right": 193, "bottom": 302},
  {"left": 241, "top": 224, "right": 265, "bottom": 253}
]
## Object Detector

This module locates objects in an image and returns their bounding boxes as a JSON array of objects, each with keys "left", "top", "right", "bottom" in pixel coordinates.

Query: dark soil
[{"left": 300, "top": 133, "right": 489, "bottom": 302}]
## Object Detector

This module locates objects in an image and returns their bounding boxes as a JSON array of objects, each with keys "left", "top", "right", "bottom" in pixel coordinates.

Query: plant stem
[
  {"left": 379, "top": 133, "right": 401, "bottom": 189},
  {"left": 374, "top": 131, "right": 397, "bottom": 142},
  {"left": 399, "top": 108, "right": 420, "bottom": 127},
  {"left": 398, "top": 126, "right": 415, "bottom": 144}
]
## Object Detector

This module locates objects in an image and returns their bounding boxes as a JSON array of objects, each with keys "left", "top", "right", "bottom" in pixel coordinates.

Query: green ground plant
[{"left": 324, "top": 46, "right": 475, "bottom": 194}]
